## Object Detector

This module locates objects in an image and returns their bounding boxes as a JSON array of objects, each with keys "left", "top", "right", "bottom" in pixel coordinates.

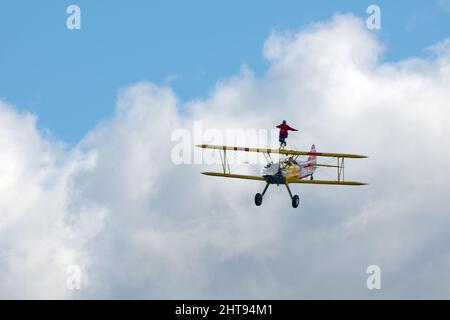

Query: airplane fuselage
[{"left": 262, "top": 159, "right": 315, "bottom": 185}]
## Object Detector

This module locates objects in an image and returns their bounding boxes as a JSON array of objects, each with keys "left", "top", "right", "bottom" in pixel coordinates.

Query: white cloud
[{"left": 1, "top": 13, "right": 450, "bottom": 298}]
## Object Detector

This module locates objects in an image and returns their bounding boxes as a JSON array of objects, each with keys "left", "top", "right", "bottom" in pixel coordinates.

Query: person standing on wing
[{"left": 276, "top": 120, "right": 298, "bottom": 149}]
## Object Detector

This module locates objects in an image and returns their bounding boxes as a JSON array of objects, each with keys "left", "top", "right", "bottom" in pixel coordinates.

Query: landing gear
[
  {"left": 310, "top": 175, "right": 314, "bottom": 180},
  {"left": 292, "top": 195, "right": 300, "bottom": 208},
  {"left": 255, "top": 193, "right": 263, "bottom": 206},
  {"left": 254, "top": 182, "right": 299, "bottom": 208},
  {"left": 254, "top": 183, "right": 269, "bottom": 206},
  {"left": 285, "top": 184, "right": 300, "bottom": 208}
]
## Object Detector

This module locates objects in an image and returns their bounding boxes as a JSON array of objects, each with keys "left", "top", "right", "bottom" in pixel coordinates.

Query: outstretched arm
[{"left": 287, "top": 125, "right": 298, "bottom": 131}]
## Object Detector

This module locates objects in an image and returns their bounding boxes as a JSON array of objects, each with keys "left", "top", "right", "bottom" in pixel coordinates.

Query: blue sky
[{"left": 0, "top": 0, "right": 449, "bottom": 144}]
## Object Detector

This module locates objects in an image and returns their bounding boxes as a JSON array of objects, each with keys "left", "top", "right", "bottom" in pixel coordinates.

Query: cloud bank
[{"left": 1, "top": 14, "right": 450, "bottom": 298}]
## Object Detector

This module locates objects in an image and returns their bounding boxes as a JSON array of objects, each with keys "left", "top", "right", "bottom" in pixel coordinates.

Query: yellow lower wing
[
  {"left": 202, "top": 172, "right": 367, "bottom": 186},
  {"left": 201, "top": 172, "right": 264, "bottom": 181},
  {"left": 289, "top": 179, "right": 367, "bottom": 186}
]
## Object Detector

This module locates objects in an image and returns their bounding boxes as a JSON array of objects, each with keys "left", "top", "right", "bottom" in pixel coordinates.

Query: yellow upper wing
[{"left": 196, "top": 144, "right": 367, "bottom": 159}]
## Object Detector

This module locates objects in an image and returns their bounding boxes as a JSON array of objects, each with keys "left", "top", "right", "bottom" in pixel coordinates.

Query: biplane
[{"left": 197, "top": 144, "right": 367, "bottom": 208}]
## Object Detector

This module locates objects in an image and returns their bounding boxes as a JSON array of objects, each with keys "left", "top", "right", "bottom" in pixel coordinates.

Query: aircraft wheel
[
  {"left": 255, "top": 193, "right": 263, "bottom": 206},
  {"left": 310, "top": 175, "right": 314, "bottom": 180},
  {"left": 292, "top": 195, "right": 300, "bottom": 208}
]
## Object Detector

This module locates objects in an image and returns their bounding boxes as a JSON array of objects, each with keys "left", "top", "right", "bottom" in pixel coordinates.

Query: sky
[
  {"left": 0, "top": 0, "right": 450, "bottom": 143},
  {"left": 1, "top": 1, "right": 450, "bottom": 299}
]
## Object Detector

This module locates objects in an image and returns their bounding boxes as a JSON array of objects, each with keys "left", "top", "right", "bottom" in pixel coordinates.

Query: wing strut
[
  {"left": 219, "top": 149, "right": 231, "bottom": 174},
  {"left": 337, "top": 157, "right": 345, "bottom": 182}
]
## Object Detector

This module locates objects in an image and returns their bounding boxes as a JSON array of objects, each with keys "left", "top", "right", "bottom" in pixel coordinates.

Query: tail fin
[{"left": 308, "top": 144, "right": 317, "bottom": 165}]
